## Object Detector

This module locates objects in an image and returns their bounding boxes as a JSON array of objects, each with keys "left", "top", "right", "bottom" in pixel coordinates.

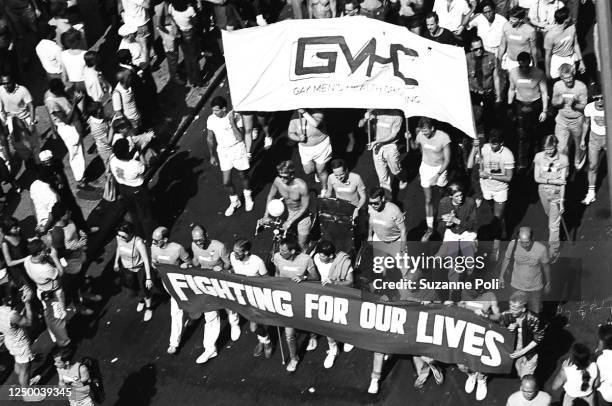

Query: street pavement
[{"left": 11, "top": 77, "right": 607, "bottom": 406}]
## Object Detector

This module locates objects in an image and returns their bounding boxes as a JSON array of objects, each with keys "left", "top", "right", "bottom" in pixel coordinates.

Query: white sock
[
  {"left": 426, "top": 216, "right": 434, "bottom": 229},
  {"left": 244, "top": 189, "right": 252, "bottom": 198},
  {"left": 230, "top": 195, "right": 239, "bottom": 203}
]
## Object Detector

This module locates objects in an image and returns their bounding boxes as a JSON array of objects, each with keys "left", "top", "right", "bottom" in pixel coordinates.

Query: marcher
[
  {"left": 168, "top": 0, "right": 202, "bottom": 87},
  {"left": 113, "top": 68, "right": 142, "bottom": 131},
  {"left": 498, "top": 7, "right": 537, "bottom": 74},
  {"left": 508, "top": 52, "right": 548, "bottom": 170},
  {"left": 206, "top": 96, "right": 254, "bottom": 216},
  {"left": 324, "top": 158, "right": 367, "bottom": 219},
  {"left": 312, "top": 240, "right": 353, "bottom": 368},
  {"left": 264, "top": 161, "right": 312, "bottom": 249},
  {"left": 0, "top": 75, "right": 40, "bottom": 165},
  {"left": 83, "top": 51, "right": 111, "bottom": 103},
  {"left": 411, "top": 117, "right": 451, "bottom": 241},
  {"left": 113, "top": 221, "right": 154, "bottom": 321},
  {"left": 551, "top": 63, "right": 587, "bottom": 168},
  {"left": 59, "top": 29, "right": 87, "bottom": 93},
  {"left": 24, "top": 238, "right": 71, "bottom": 350},
  {"left": 543, "top": 7, "right": 585, "bottom": 81},
  {"left": 499, "top": 227, "right": 551, "bottom": 313},
  {"left": 273, "top": 237, "right": 320, "bottom": 372},
  {"left": 149, "top": 226, "right": 191, "bottom": 354},
  {"left": 30, "top": 157, "right": 60, "bottom": 233},
  {"left": 552, "top": 342, "right": 599, "bottom": 406},
  {"left": 468, "top": 0, "right": 508, "bottom": 54},
  {"left": 506, "top": 375, "right": 552, "bottom": 406},
  {"left": 287, "top": 108, "right": 332, "bottom": 197},
  {"left": 228, "top": 238, "right": 274, "bottom": 359},
  {"left": 120, "top": 0, "right": 151, "bottom": 66},
  {"left": 156, "top": 1, "right": 184, "bottom": 86},
  {"left": 367, "top": 187, "right": 407, "bottom": 248},
  {"left": 358, "top": 109, "right": 407, "bottom": 193},
  {"left": 36, "top": 25, "right": 64, "bottom": 81},
  {"left": 581, "top": 94, "right": 606, "bottom": 205},
  {"left": 86, "top": 102, "right": 112, "bottom": 171},
  {"left": 500, "top": 291, "right": 545, "bottom": 377},
  {"left": 118, "top": 24, "right": 147, "bottom": 68},
  {"left": 423, "top": 12, "right": 461, "bottom": 45},
  {"left": 533, "top": 134, "right": 568, "bottom": 261},
  {"left": 432, "top": 0, "right": 475, "bottom": 37}
]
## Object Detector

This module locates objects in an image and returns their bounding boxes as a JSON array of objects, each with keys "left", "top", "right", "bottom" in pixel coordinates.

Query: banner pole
[{"left": 276, "top": 326, "right": 286, "bottom": 365}]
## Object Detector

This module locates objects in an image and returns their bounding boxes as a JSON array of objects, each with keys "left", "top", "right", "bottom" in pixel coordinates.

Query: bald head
[
  {"left": 520, "top": 375, "right": 539, "bottom": 400},
  {"left": 191, "top": 225, "right": 209, "bottom": 249},
  {"left": 518, "top": 226, "right": 534, "bottom": 250}
]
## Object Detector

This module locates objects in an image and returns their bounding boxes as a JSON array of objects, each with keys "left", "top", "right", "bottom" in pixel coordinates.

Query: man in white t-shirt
[
  {"left": 0, "top": 75, "right": 40, "bottom": 163},
  {"left": 433, "top": 0, "right": 475, "bottom": 36},
  {"left": 36, "top": 26, "right": 63, "bottom": 81},
  {"left": 30, "top": 155, "right": 60, "bottom": 232},
  {"left": 118, "top": 24, "right": 147, "bottom": 68},
  {"left": 206, "top": 96, "right": 254, "bottom": 216},
  {"left": 581, "top": 95, "right": 606, "bottom": 205},
  {"left": 506, "top": 375, "right": 552, "bottom": 406},
  {"left": 120, "top": 0, "right": 151, "bottom": 65},
  {"left": 468, "top": 0, "right": 508, "bottom": 54},
  {"left": 228, "top": 238, "right": 273, "bottom": 359}
]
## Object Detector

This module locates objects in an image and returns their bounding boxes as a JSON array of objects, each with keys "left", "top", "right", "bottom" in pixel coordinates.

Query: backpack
[{"left": 80, "top": 357, "right": 105, "bottom": 403}]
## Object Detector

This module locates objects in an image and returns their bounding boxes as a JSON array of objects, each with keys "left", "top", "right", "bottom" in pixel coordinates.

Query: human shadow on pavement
[{"left": 115, "top": 363, "right": 157, "bottom": 406}]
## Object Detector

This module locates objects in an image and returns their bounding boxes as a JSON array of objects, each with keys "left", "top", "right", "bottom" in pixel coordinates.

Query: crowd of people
[{"left": 0, "top": 0, "right": 610, "bottom": 404}]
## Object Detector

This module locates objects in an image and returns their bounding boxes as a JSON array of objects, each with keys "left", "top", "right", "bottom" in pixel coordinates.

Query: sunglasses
[
  {"left": 369, "top": 200, "right": 383, "bottom": 206},
  {"left": 151, "top": 239, "right": 163, "bottom": 245},
  {"left": 472, "top": 47, "right": 484, "bottom": 51},
  {"left": 279, "top": 174, "right": 293, "bottom": 180}
]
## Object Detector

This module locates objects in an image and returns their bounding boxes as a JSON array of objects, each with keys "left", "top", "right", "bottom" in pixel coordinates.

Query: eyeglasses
[
  {"left": 472, "top": 47, "right": 484, "bottom": 51},
  {"left": 278, "top": 174, "right": 293, "bottom": 180},
  {"left": 369, "top": 200, "right": 383, "bottom": 206},
  {"left": 151, "top": 239, "right": 163, "bottom": 245}
]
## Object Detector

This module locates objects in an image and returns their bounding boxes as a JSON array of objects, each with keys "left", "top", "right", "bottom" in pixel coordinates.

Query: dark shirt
[
  {"left": 466, "top": 51, "right": 497, "bottom": 94},
  {"left": 423, "top": 28, "right": 460, "bottom": 46},
  {"left": 438, "top": 196, "right": 477, "bottom": 234},
  {"left": 500, "top": 309, "right": 545, "bottom": 359}
]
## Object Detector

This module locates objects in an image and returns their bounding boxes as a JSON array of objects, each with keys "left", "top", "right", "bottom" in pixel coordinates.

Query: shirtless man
[
  {"left": 263, "top": 160, "right": 311, "bottom": 249},
  {"left": 309, "top": 0, "right": 336, "bottom": 18},
  {"left": 288, "top": 109, "right": 332, "bottom": 197}
]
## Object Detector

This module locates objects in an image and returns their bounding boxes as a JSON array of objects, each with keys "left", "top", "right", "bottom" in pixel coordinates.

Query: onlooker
[
  {"left": 120, "top": 0, "right": 151, "bottom": 66},
  {"left": 506, "top": 375, "right": 552, "bottom": 406},
  {"left": 597, "top": 324, "right": 612, "bottom": 405},
  {"left": 109, "top": 138, "right": 154, "bottom": 238},
  {"left": 83, "top": 51, "right": 111, "bottom": 104},
  {"left": 60, "top": 29, "right": 87, "bottom": 92},
  {"left": 156, "top": 1, "right": 184, "bottom": 86},
  {"left": 118, "top": 24, "right": 147, "bottom": 68},
  {"left": 113, "top": 68, "right": 142, "bottom": 131},
  {"left": 30, "top": 157, "right": 60, "bottom": 233},
  {"left": 167, "top": 0, "right": 201, "bottom": 87},
  {"left": 468, "top": 0, "right": 508, "bottom": 54},
  {"left": 36, "top": 25, "right": 64, "bottom": 81},
  {"left": 113, "top": 221, "right": 154, "bottom": 321},
  {"left": 552, "top": 342, "right": 599, "bottom": 406},
  {"left": 308, "top": 0, "right": 336, "bottom": 18},
  {"left": 581, "top": 94, "right": 606, "bottom": 205},
  {"left": 432, "top": 0, "right": 474, "bottom": 36},
  {"left": 527, "top": 0, "right": 563, "bottom": 33},
  {"left": 499, "top": 227, "right": 551, "bottom": 313},
  {"left": 1, "top": 217, "right": 29, "bottom": 287},
  {"left": 86, "top": 102, "right": 113, "bottom": 171}
]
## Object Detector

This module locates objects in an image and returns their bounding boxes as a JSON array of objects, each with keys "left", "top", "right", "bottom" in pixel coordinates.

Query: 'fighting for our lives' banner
[
  {"left": 158, "top": 265, "right": 514, "bottom": 373},
  {"left": 222, "top": 17, "right": 476, "bottom": 138}
]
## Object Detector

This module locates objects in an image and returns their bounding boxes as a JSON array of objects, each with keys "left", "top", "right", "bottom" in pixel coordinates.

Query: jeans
[
  {"left": 372, "top": 143, "right": 402, "bottom": 191},
  {"left": 179, "top": 29, "right": 201, "bottom": 86},
  {"left": 117, "top": 183, "right": 154, "bottom": 238},
  {"left": 471, "top": 92, "right": 496, "bottom": 136},
  {"left": 538, "top": 184, "right": 563, "bottom": 255},
  {"left": 514, "top": 99, "right": 542, "bottom": 168},
  {"left": 555, "top": 115, "right": 585, "bottom": 166}
]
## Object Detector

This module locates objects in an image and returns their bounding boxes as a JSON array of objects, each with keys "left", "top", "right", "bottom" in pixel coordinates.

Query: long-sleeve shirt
[{"left": 438, "top": 196, "right": 477, "bottom": 235}]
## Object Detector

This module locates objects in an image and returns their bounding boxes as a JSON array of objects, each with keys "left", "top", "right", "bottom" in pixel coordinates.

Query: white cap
[
  {"left": 267, "top": 199, "right": 285, "bottom": 218},
  {"left": 118, "top": 24, "right": 137, "bottom": 37},
  {"left": 39, "top": 150, "right": 53, "bottom": 162}
]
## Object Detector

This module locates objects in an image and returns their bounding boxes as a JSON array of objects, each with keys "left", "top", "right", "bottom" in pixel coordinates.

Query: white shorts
[
  {"left": 481, "top": 184, "right": 508, "bottom": 203},
  {"left": 419, "top": 162, "right": 448, "bottom": 188},
  {"left": 217, "top": 143, "right": 250, "bottom": 172},
  {"left": 443, "top": 228, "right": 477, "bottom": 242},
  {"left": 298, "top": 136, "right": 332, "bottom": 166},
  {"left": 501, "top": 54, "right": 520, "bottom": 72},
  {"left": 550, "top": 54, "right": 575, "bottom": 79}
]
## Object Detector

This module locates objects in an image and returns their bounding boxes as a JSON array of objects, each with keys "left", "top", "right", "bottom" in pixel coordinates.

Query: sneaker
[
  {"left": 286, "top": 358, "right": 299, "bottom": 372},
  {"left": 582, "top": 191, "right": 596, "bottom": 205},
  {"left": 245, "top": 197, "right": 254, "bottom": 212},
  {"left": 368, "top": 378, "right": 379, "bottom": 394},
  {"left": 253, "top": 342, "right": 264, "bottom": 357},
  {"left": 323, "top": 349, "right": 338, "bottom": 369},
  {"left": 421, "top": 228, "right": 434, "bottom": 242},
  {"left": 431, "top": 365, "right": 444, "bottom": 385},
  {"left": 464, "top": 373, "right": 477, "bottom": 394},
  {"left": 252, "top": 128, "right": 259, "bottom": 140},
  {"left": 167, "top": 345, "right": 177, "bottom": 355},
  {"left": 136, "top": 302, "right": 145, "bottom": 312},
  {"left": 88, "top": 226, "right": 100, "bottom": 234},
  {"left": 476, "top": 379, "right": 487, "bottom": 401},
  {"left": 414, "top": 375, "right": 428, "bottom": 389},
  {"left": 196, "top": 349, "right": 217, "bottom": 364},
  {"left": 399, "top": 180, "right": 408, "bottom": 190},
  {"left": 475, "top": 198, "right": 482, "bottom": 208},
  {"left": 344, "top": 343, "right": 354, "bottom": 352},
  {"left": 319, "top": 188, "right": 327, "bottom": 198},
  {"left": 143, "top": 309, "right": 153, "bottom": 322},
  {"left": 78, "top": 307, "right": 94, "bottom": 316},
  {"left": 264, "top": 342, "right": 273, "bottom": 359},
  {"left": 306, "top": 336, "right": 318, "bottom": 351},
  {"left": 264, "top": 136, "right": 273, "bottom": 150},
  {"left": 224, "top": 199, "right": 242, "bottom": 217},
  {"left": 231, "top": 325, "right": 241, "bottom": 341}
]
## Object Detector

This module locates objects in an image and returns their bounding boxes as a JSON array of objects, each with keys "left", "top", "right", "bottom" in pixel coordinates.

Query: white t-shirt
[
  {"left": 29, "top": 180, "right": 59, "bottom": 224},
  {"left": 109, "top": 155, "right": 145, "bottom": 187},
  {"left": 168, "top": 5, "right": 196, "bottom": 31},
  {"left": 112, "top": 83, "right": 140, "bottom": 121},
  {"left": 433, "top": 0, "right": 471, "bottom": 33},
  {"left": 83, "top": 67, "right": 107, "bottom": 103},
  {"left": 118, "top": 40, "right": 146, "bottom": 67},
  {"left": 479, "top": 144, "right": 515, "bottom": 192},
  {"left": 584, "top": 102, "right": 606, "bottom": 136},
  {"left": 0, "top": 86, "right": 33, "bottom": 120},
  {"left": 229, "top": 253, "right": 267, "bottom": 277},
  {"left": 60, "top": 50, "right": 86, "bottom": 82},
  {"left": 468, "top": 13, "right": 508, "bottom": 53},
  {"left": 563, "top": 361, "right": 598, "bottom": 398},
  {"left": 206, "top": 112, "right": 244, "bottom": 149},
  {"left": 313, "top": 255, "right": 332, "bottom": 282},
  {"left": 598, "top": 349, "right": 612, "bottom": 402},
  {"left": 36, "top": 39, "right": 63, "bottom": 75},
  {"left": 121, "top": 0, "right": 149, "bottom": 27}
]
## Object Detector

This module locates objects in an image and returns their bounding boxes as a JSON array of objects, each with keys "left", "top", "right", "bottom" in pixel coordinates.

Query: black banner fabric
[{"left": 158, "top": 265, "right": 514, "bottom": 374}]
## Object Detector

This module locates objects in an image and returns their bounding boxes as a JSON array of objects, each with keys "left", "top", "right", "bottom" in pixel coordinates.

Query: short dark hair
[
  {"left": 84, "top": 51, "right": 99, "bottom": 68},
  {"left": 599, "top": 324, "right": 612, "bottom": 350},
  {"left": 61, "top": 28, "right": 82, "bottom": 50},
  {"left": 471, "top": 36, "right": 484, "bottom": 46},
  {"left": 330, "top": 158, "right": 346, "bottom": 170},
  {"left": 480, "top": 0, "right": 495, "bottom": 11},
  {"left": 425, "top": 11, "right": 439, "bottom": 23},
  {"left": 509, "top": 6, "right": 526, "bottom": 19},
  {"left": 554, "top": 7, "right": 570, "bottom": 24},
  {"left": 48, "top": 78, "right": 65, "bottom": 95},
  {"left": 210, "top": 96, "right": 227, "bottom": 109},
  {"left": 489, "top": 130, "right": 503, "bottom": 144},
  {"left": 112, "top": 117, "right": 133, "bottom": 134},
  {"left": 116, "top": 49, "right": 133, "bottom": 65},
  {"left": 50, "top": 203, "right": 69, "bottom": 221},
  {"left": 233, "top": 238, "right": 252, "bottom": 252},
  {"left": 117, "top": 221, "right": 134, "bottom": 235},
  {"left": 368, "top": 187, "right": 385, "bottom": 200},
  {"left": 85, "top": 101, "right": 104, "bottom": 119},
  {"left": 276, "top": 160, "right": 295, "bottom": 174},
  {"left": 1, "top": 217, "right": 19, "bottom": 234},
  {"left": 517, "top": 51, "right": 532, "bottom": 64},
  {"left": 417, "top": 116, "right": 435, "bottom": 129},
  {"left": 112, "top": 138, "right": 131, "bottom": 160},
  {"left": 27, "top": 239, "right": 46, "bottom": 256},
  {"left": 316, "top": 239, "right": 336, "bottom": 256},
  {"left": 447, "top": 181, "right": 464, "bottom": 196},
  {"left": 280, "top": 237, "right": 300, "bottom": 252}
]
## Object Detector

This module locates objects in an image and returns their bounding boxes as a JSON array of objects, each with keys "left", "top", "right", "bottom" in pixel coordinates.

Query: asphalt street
[{"left": 39, "top": 73, "right": 611, "bottom": 406}]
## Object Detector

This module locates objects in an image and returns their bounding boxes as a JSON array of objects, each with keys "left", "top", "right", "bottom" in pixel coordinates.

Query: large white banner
[{"left": 222, "top": 17, "right": 476, "bottom": 138}]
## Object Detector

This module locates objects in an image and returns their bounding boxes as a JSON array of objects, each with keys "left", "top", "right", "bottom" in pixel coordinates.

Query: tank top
[
  {"left": 117, "top": 236, "right": 144, "bottom": 270},
  {"left": 3, "top": 236, "right": 27, "bottom": 269},
  {"left": 0, "top": 305, "right": 30, "bottom": 357},
  {"left": 57, "top": 363, "right": 91, "bottom": 401}
]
